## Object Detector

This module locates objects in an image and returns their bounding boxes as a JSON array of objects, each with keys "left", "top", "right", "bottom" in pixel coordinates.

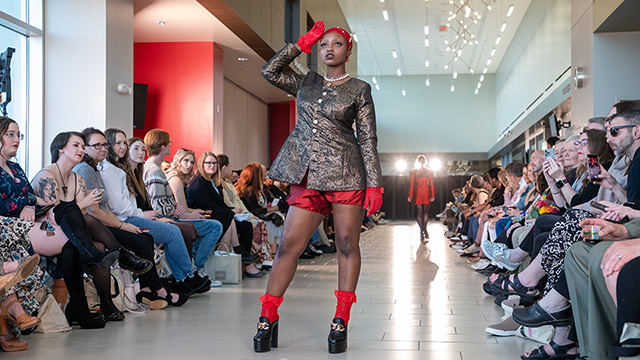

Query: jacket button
[
  {"left": 312, "top": 129, "right": 317, "bottom": 133},
  {"left": 318, "top": 99, "right": 323, "bottom": 103},
  {"left": 313, "top": 120, "right": 318, "bottom": 124}
]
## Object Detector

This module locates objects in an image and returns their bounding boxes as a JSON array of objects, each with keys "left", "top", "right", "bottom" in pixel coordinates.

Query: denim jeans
[
  {"left": 178, "top": 219, "right": 223, "bottom": 271},
  {"left": 125, "top": 217, "right": 193, "bottom": 282}
]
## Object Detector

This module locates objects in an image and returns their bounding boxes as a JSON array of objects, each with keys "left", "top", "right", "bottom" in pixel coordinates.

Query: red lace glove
[
  {"left": 363, "top": 187, "right": 384, "bottom": 217},
  {"left": 297, "top": 21, "right": 325, "bottom": 53}
]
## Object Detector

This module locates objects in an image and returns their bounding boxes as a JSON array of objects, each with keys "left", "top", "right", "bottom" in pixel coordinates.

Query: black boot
[
  {"left": 328, "top": 317, "right": 347, "bottom": 354},
  {"left": 54, "top": 201, "right": 118, "bottom": 267},
  {"left": 99, "top": 292, "right": 125, "bottom": 322},
  {"left": 65, "top": 300, "right": 105, "bottom": 329},
  {"left": 118, "top": 247, "right": 153, "bottom": 275},
  {"left": 253, "top": 316, "right": 278, "bottom": 352}
]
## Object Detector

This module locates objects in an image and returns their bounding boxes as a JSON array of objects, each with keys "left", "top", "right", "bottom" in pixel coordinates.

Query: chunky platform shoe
[
  {"left": 253, "top": 316, "right": 278, "bottom": 352},
  {"left": 328, "top": 317, "right": 347, "bottom": 354}
]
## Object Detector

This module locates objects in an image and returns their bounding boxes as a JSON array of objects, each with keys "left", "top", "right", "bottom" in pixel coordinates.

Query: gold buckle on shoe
[
  {"left": 257, "top": 322, "right": 270, "bottom": 330},
  {"left": 331, "top": 323, "right": 345, "bottom": 332}
]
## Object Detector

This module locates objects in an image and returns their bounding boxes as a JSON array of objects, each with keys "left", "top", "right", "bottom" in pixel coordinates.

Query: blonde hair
[
  {"left": 197, "top": 152, "right": 221, "bottom": 186},
  {"left": 170, "top": 148, "right": 196, "bottom": 186}
]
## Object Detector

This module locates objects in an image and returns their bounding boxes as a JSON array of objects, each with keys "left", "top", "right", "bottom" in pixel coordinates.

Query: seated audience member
[
  {"left": 126, "top": 137, "right": 215, "bottom": 292},
  {"left": 263, "top": 178, "right": 289, "bottom": 214},
  {"left": 166, "top": 148, "right": 207, "bottom": 219},
  {"left": 217, "top": 154, "right": 273, "bottom": 266},
  {"left": 33, "top": 131, "right": 134, "bottom": 327},
  {"left": 562, "top": 135, "right": 580, "bottom": 186},
  {"left": 143, "top": 129, "right": 224, "bottom": 289},
  {"left": 186, "top": 152, "right": 263, "bottom": 277},
  {"left": 585, "top": 116, "right": 606, "bottom": 132},
  {"left": 236, "top": 163, "right": 284, "bottom": 254},
  {"left": 160, "top": 160, "right": 171, "bottom": 175},
  {"left": 102, "top": 128, "right": 191, "bottom": 306}
]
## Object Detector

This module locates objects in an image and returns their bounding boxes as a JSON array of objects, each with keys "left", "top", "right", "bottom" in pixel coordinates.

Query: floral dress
[{"left": 0, "top": 161, "right": 44, "bottom": 324}]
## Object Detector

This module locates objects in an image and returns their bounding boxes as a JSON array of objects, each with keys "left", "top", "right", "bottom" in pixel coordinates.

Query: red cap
[{"left": 324, "top": 27, "right": 353, "bottom": 50}]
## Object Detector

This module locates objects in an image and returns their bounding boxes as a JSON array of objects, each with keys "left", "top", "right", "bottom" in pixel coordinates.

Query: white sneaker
[
  {"left": 464, "top": 244, "right": 480, "bottom": 254},
  {"left": 471, "top": 258, "right": 490, "bottom": 270},
  {"left": 451, "top": 243, "right": 465, "bottom": 250},
  {"left": 449, "top": 236, "right": 461, "bottom": 240},
  {"left": 378, "top": 219, "right": 389, "bottom": 225},
  {"left": 210, "top": 279, "right": 222, "bottom": 287},
  {"left": 461, "top": 235, "right": 468, "bottom": 240}
]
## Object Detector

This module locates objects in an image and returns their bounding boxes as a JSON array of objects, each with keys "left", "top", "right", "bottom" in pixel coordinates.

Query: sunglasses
[
  {"left": 574, "top": 138, "right": 588, "bottom": 147},
  {"left": 609, "top": 125, "right": 636, "bottom": 137}
]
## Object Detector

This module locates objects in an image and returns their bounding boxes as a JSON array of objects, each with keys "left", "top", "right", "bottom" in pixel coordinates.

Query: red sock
[
  {"left": 334, "top": 290, "right": 357, "bottom": 324},
  {"left": 259, "top": 294, "right": 283, "bottom": 323}
]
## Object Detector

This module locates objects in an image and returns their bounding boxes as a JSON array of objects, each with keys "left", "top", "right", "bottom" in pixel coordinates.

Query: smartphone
[
  {"left": 140, "top": 228, "right": 150, "bottom": 233},
  {"left": 590, "top": 201, "right": 608, "bottom": 211},
  {"left": 587, "top": 155, "right": 601, "bottom": 180},
  {"left": 544, "top": 148, "right": 555, "bottom": 160},
  {"left": 204, "top": 214, "right": 212, "bottom": 219}
]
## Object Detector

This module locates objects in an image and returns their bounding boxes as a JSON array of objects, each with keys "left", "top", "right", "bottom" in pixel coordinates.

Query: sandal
[
  {"left": 0, "top": 318, "right": 27, "bottom": 352},
  {"left": 521, "top": 341, "right": 579, "bottom": 360},
  {"left": 0, "top": 254, "right": 40, "bottom": 298},
  {"left": 165, "top": 293, "right": 188, "bottom": 307},
  {"left": 490, "top": 273, "right": 541, "bottom": 304},
  {"left": 0, "top": 298, "right": 41, "bottom": 331}
]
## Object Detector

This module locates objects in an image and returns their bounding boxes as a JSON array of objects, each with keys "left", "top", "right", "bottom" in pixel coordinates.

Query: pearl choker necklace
[{"left": 323, "top": 73, "right": 349, "bottom": 86}]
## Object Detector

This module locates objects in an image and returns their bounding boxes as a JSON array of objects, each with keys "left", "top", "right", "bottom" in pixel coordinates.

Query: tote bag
[
  {"left": 204, "top": 243, "right": 242, "bottom": 284},
  {"left": 35, "top": 294, "right": 71, "bottom": 333}
]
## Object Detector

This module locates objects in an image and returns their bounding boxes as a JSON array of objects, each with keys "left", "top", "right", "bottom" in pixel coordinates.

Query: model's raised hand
[{"left": 297, "top": 21, "right": 325, "bottom": 53}]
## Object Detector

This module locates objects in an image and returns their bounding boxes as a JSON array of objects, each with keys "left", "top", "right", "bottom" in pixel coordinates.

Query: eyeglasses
[
  {"left": 609, "top": 125, "right": 636, "bottom": 137},
  {"left": 203, "top": 161, "right": 218, "bottom": 166},
  {"left": 4, "top": 132, "right": 24, "bottom": 140},
  {"left": 574, "top": 139, "right": 588, "bottom": 148},
  {"left": 87, "top": 143, "right": 109, "bottom": 150}
]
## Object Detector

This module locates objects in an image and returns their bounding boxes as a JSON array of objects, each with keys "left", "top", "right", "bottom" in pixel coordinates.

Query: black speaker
[{"left": 133, "top": 83, "right": 148, "bottom": 129}]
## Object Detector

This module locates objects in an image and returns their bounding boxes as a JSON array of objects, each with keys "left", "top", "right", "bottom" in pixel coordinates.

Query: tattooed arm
[
  {"left": 32, "top": 169, "right": 60, "bottom": 206},
  {"left": 75, "top": 175, "right": 102, "bottom": 211}
]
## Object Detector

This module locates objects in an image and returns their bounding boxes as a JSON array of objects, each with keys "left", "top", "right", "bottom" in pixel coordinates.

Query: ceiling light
[
  {"left": 500, "top": 22, "right": 507, "bottom": 32},
  {"left": 452, "top": 13, "right": 457, "bottom": 18},
  {"left": 372, "top": 76, "right": 377, "bottom": 84},
  {"left": 446, "top": 46, "right": 451, "bottom": 51},
  {"left": 426, "top": 79, "right": 430, "bottom": 86},
  {"left": 237, "top": 57, "right": 248, "bottom": 61},
  {"left": 353, "top": 33, "right": 359, "bottom": 42},
  {"left": 383, "top": 9, "right": 389, "bottom": 20},
  {"left": 450, "top": 85, "right": 455, "bottom": 92},
  {"left": 487, "top": 5, "right": 492, "bottom": 10},
  {"left": 444, "top": 64, "right": 449, "bottom": 69},
  {"left": 453, "top": 71, "right": 458, "bottom": 79},
  {"left": 425, "top": 60, "right": 430, "bottom": 67},
  {"left": 483, "top": 68, "right": 488, "bottom": 74},
  {"left": 156, "top": 21, "right": 169, "bottom": 25},
  {"left": 473, "top": 19, "right": 478, "bottom": 24},
  {"left": 424, "top": 25, "right": 429, "bottom": 35},
  {"left": 507, "top": 5, "right": 514, "bottom": 17},
  {"left": 480, "top": 74, "right": 485, "bottom": 81},
  {"left": 490, "top": 48, "right": 496, "bottom": 56},
  {"left": 454, "top": 57, "right": 458, "bottom": 61},
  {"left": 486, "top": 59, "right": 492, "bottom": 65},
  {"left": 380, "top": 0, "right": 384, "bottom": 2},
  {"left": 495, "top": 36, "right": 501, "bottom": 45},
  {"left": 397, "top": 68, "right": 402, "bottom": 76},
  {"left": 392, "top": 50, "right": 397, "bottom": 58},
  {"left": 457, "top": 49, "right": 462, "bottom": 56},
  {"left": 475, "top": 88, "right": 479, "bottom": 94},
  {"left": 465, "top": 6, "right": 471, "bottom": 17},
  {"left": 402, "top": 89, "right": 406, "bottom": 96},
  {"left": 444, "top": 40, "right": 449, "bottom": 44},
  {"left": 425, "top": 38, "right": 429, "bottom": 47},
  {"left": 474, "top": 11, "right": 479, "bottom": 16},
  {"left": 470, "top": 69, "right": 474, "bottom": 74},
  {"left": 375, "top": 84, "right": 380, "bottom": 90},
  {"left": 477, "top": 14, "right": 481, "bottom": 19},
  {"left": 477, "top": 82, "right": 482, "bottom": 88},
  {"left": 449, "top": 0, "right": 453, "bottom": 3}
]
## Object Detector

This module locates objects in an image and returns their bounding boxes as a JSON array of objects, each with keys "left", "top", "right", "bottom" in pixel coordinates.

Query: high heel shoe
[
  {"left": 65, "top": 301, "right": 105, "bottom": 329},
  {"left": 0, "top": 298, "right": 41, "bottom": 331},
  {"left": 328, "top": 317, "right": 347, "bottom": 354},
  {"left": 164, "top": 292, "right": 188, "bottom": 307},
  {"left": 0, "top": 318, "right": 27, "bottom": 352},
  {"left": 253, "top": 316, "right": 278, "bottom": 352},
  {"left": 136, "top": 291, "right": 168, "bottom": 310}
]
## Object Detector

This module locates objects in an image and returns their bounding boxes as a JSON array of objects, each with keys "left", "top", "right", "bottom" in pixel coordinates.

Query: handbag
[
  {"left": 204, "top": 243, "right": 242, "bottom": 284},
  {"left": 259, "top": 212, "right": 284, "bottom": 227},
  {"left": 34, "top": 293, "right": 71, "bottom": 333},
  {"left": 516, "top": 325, "right": 555, "bottom": 344},
  {"left": 111, "top": 267, "right": 145, "bottom": 314}
]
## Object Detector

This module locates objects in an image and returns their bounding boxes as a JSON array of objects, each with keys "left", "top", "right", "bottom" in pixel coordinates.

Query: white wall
[
  {"left": 371, "top": 74, "right": 496, "bottom": 154},
  {"left": 495, "top": 0, "right": 571, "bottom": 138},
  {"left": 571, "top": 0, "right": 594, "bottom": 124},
  {"left": 44, "top": 0, "right": 133, "bottom": 163},
  {"left": 223, "top": 78, "right": 269, "bottom": 170}
]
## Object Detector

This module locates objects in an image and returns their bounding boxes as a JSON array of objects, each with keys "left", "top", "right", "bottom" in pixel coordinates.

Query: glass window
[
  {"left": 0, "top": 25, "right": 27, "bottom": 163},
  {"left": 0, "top": 1, "right": 28, "bottom": 24}
]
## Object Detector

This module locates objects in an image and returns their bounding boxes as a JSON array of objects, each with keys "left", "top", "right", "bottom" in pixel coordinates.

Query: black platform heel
[
  {"left": 253, "top": 316, "right": 278, "bottom": 352},
  {"left": 328, "top": 317, "right": 347, "bottom": 354}
]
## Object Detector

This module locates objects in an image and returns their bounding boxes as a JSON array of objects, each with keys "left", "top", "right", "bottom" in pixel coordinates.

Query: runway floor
[{"left": 18, "top": 221, "right": 539, "bottom": 359}]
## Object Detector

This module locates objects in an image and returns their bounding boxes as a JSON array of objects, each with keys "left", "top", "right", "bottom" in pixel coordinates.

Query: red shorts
[{"left": 287, "top": 177, "right": 365, "bottom": 216}]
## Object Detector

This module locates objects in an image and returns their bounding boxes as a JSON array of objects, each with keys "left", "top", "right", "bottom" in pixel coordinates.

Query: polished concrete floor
[{"left": 18, "top": 221, "right": 539, "bottom": 359}]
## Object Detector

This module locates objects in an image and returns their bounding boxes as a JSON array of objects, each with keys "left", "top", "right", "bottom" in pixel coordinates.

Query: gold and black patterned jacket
[{"left": 262, "top": 44, "right": 383, "bottom": 191}]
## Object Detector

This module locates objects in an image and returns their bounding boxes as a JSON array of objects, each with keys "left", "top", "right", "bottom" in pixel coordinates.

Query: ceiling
[
  {"left": 338, "top": 0, "right": 531, "bottom": 76},
  {"left": 133, "top": 0, "right": 291, "bottom": 103}
]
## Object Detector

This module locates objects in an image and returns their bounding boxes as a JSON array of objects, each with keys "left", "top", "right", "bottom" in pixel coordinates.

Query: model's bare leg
[
  {"left": 265, "top": 206, "right": 325, "bottom": 297},
  {"left": 332, "top": 203, "right": 365, "bottom": 292}
]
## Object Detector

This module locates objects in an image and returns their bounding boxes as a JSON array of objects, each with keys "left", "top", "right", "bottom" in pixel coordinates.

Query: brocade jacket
[{"left": 262, "top": 43, "right": 383, "bottom": 191}]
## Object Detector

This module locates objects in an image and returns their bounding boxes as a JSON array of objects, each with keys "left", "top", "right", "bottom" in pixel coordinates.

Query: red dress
[{"left": 408, "top": 168, "right": 436, "bottom": 205}]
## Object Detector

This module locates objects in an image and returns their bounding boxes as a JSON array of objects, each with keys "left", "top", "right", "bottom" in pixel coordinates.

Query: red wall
[
  {"left": 268, "top": 100, "right": 296, "bottom": 164},
  {"left": 133, "top": 42, "right": 217, "bottom": 160}
]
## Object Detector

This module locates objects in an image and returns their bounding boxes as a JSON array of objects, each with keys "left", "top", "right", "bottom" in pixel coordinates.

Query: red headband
[{"left": 324, "top": 27, "right": 353, "bottom": 50}]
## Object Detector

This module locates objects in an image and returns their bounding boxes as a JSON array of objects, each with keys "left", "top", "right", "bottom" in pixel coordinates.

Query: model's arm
[
  {"left": 261, "top": 44, "right": 303, "bottom": 96},
  {"left": 355, "top": 83, "right": 383, "bottom": 189}
]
